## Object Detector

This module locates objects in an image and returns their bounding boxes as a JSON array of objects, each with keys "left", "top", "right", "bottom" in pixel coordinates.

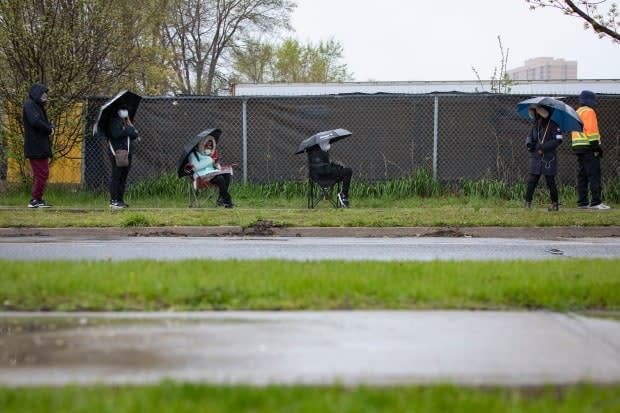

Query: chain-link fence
[{"left": 82, "top": 93, "right": 620, "bottom": 189}]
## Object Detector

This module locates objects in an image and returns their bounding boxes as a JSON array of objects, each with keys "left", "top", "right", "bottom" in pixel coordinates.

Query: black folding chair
[{"left": 307, "top": 172, "right": 342, "bottom": 209}]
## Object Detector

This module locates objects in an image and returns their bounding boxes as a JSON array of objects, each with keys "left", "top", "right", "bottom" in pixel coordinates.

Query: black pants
[
  {"left": 109, "top": 152, "right": 132, "bottom": 203},
  {"left": 210, "top": 174, "right": 232, "bottom": 203},
  {"left": 321, "top": 164, "right": 352, "bottom": 195},
  {"left": 576, "top": 153, "right": 601, "bottom": 206},
  {"left": 525, "top": 174, "right": 558, "bottom": 203}
]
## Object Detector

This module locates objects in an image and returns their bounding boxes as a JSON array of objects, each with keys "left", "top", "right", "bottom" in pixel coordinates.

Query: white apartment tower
[{"left": 508, "top": 57, "right": 578, "bottom": 80}]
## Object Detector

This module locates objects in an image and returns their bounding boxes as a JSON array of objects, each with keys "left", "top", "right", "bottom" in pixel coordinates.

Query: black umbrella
[
  {"left": 294, "top": 128, "right": 352, "bottom": 154},
  {"left": 177, "top": 128, "right": 222, "bottom": 177},
  {"left": 92, "top": 90, "right": 142, "bottom": 137}
]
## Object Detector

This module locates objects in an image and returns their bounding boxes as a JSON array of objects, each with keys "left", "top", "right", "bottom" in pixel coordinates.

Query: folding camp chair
[
  {"left": 183, "top": 163, "right": 218, "bottom": 208},
  {"left": 307, "top": 171, "right": 342, "bottom": 209}
]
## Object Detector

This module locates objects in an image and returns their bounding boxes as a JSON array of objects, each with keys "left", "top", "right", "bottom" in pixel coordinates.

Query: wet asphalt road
[{"left": 2, "top": 236, "right": 620, "bottom": 261}]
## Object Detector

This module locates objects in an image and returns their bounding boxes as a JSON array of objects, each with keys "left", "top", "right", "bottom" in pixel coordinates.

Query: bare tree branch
[
  {"left": 526, "top": 0, "right": 620, "bottom": 42},
  {"left": 161, "top": 0, "right": 295, "bottom": 95}
]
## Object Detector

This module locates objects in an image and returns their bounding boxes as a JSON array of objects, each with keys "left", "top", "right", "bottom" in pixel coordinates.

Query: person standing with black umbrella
[{"left": 107, "top": 104, "right": 139, "bottom": 209}]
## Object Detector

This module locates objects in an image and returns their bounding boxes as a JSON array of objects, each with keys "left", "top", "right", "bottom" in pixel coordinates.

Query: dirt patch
[{"left": 243, "top": 220, "right": 286, "bottom": 236}]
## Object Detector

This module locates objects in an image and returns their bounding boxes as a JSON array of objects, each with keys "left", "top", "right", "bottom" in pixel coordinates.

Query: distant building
[
  {"left": 507, "top": 57, "right": 578, "bottom": 81},
  {"left": 227, "top": 79, "right": 620, "bottom": 96}
]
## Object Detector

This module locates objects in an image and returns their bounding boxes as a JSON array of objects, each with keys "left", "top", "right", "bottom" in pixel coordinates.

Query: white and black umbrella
[
  {"left": 294, "top": 128, "right": 352, "bottom": 154},
  {"left": 92, "top": 90, "right": 142, "bottom": 138}
]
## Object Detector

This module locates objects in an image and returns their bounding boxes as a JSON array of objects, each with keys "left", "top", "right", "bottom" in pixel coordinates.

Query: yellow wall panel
[{"left": 7, "top": 102, "right": 82, "bottom": 184}]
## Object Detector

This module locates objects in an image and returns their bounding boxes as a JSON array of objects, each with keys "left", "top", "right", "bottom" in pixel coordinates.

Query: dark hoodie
[
  {"left": 578, "top": 90, "right": 596, "bottom": 108},
  {"left": 23, "top": 83, "right": 54, "bottom": 159},
  {"left": 573, "top": 90, "right": 600, "bottom": 154}
]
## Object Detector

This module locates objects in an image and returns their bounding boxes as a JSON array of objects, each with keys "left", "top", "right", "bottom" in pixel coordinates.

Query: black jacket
[
  {"left": 23, "top": 83, "right": 53, "bottom": 159},
  {"left": 108, "top": 116, "right": 139, "bottom": 152},
  {"left": 307, "top": 145, "right": 331, "bottom": 178},
  {"left": 526, "top": 117, "right": 563, "bottom": 176}
]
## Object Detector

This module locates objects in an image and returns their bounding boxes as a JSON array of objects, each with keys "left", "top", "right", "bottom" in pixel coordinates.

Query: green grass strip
[
  {"left": 1, "top": 382, "right": 619, "bottom": 413},
  {"left": 2, "top": 259, "right": 619, "bottom": 311},
  {"left": 1, "top": 205, "right": 620, "bottom": 228}
]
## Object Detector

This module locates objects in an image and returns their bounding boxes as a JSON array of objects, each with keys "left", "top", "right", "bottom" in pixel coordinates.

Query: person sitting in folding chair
[
  {"left": 189, "top": 136, "right": 234, "bottom": 208},
  {"left": 307, "top": 140, "right": 352, "bottom": 207}
]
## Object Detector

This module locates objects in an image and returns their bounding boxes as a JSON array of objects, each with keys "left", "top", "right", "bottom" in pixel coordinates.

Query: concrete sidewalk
[{"left": 1, "top": 311, "right": 620, "bottom": 386}]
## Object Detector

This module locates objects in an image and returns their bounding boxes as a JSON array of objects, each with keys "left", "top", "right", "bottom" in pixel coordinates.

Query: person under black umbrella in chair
[{"left": 307, "top": 140, "right": 352, "bottom": 207}]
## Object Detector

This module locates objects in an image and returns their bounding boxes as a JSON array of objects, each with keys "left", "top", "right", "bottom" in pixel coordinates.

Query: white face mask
[
  {"left": 204, "top": 149, "right": 212, "bottom": 155},
  {"left": 118, "top": 109, "right": 129, "bottom": 119},
  {"left": 319, "top": 141, "right": 331, "bottom": 152}
]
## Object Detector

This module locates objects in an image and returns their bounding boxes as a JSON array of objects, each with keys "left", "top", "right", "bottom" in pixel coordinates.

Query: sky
[{"left": 289, "top": 0, "right": 620, "bottom": 81}]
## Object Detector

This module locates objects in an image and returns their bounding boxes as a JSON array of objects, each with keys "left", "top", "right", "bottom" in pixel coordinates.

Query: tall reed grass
[
  {"left": 126, "top": 168, "right": 620, "bottom": 204},
  {"left": 4, "top": 167, "right": 620, "bottom": 204}
]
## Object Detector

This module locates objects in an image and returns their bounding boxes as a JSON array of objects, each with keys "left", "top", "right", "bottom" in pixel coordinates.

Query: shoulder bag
[{"left": 109, "top": 137, "right": 130, "bottom": 167}]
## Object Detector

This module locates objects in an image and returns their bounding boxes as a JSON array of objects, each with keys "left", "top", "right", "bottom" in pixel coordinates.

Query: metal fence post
[
  {"left": 433, "top": 95, "right": 439, "bottom": 180},
  {"left": 242, "top": 99, "right": 248, "bottom": 184}
]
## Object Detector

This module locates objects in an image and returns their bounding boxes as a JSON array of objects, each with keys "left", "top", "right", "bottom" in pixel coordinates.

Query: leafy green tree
[
  {"left": 231, "top": 38, "right": 276, "bottom": 83},
  {"left": 0, "top": 0, "right": 170, "bottom": 175},
  {"left": 525, "top": 0, "right": 620, "bottom": 42},
  {"left": 232, "top": 37, "right": 353, "bottom": 83},
  {"left": 108, "top": 0, "right": 178, "bottom": 95},
  {"left": 160, "top": 0, "right": 295, "bottom": 95}
]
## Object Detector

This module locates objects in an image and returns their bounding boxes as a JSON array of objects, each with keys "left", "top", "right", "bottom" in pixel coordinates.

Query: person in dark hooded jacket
[
  {"left": 23, "top": 83, "right": 55, "bottom": 208},
  {"left": 571, "top": 90, "right": 610, "bottom": 209},
  {"left": 524, "top": 105, "right": 563, "bottom": 211}
]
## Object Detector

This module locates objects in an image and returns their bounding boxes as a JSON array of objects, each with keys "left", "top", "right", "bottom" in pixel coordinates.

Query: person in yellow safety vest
[{"left": 571, "top": 90, "right": 610, "bottom": 210}]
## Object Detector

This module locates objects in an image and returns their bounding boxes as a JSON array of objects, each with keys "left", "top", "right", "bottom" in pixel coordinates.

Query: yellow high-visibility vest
[{"left": 571, "top": 106, "right": 600, "bottom": 147}]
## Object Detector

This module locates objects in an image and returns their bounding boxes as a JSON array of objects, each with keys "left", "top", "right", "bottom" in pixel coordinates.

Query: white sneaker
[
  {"left": 109, "top": 200, "right": 125, "bottom": 209},
  {"left": 589, "top": 203, "right": 611, "bottom": 210}
]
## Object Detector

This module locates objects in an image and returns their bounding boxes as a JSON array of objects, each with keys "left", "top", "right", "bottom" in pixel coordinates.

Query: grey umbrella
[{"left": 294, "top": 128, "right": 352, "bottom": 154}]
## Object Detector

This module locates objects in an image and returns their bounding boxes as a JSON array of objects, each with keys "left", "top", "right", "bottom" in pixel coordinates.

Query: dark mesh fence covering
[{"left": 83, "top": 93, "right": 620, "bottom": 188}]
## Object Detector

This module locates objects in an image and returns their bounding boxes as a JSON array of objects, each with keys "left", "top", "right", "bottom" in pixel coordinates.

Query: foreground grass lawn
[
  {"left": 2, "top": 259, "right": 619, "bottom": 311},
  {"left": 1, "top": 382, "right": 619, "bottom": 413}
]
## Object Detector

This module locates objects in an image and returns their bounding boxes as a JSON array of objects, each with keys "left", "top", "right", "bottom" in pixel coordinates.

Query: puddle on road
[{"left": 0, "top": 317, "right": 165, "bottom": 368}]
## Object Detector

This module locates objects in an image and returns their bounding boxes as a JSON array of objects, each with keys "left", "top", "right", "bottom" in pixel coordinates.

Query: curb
[{"left": 0, "top": 226, "right": 618, "bottom": 239}]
